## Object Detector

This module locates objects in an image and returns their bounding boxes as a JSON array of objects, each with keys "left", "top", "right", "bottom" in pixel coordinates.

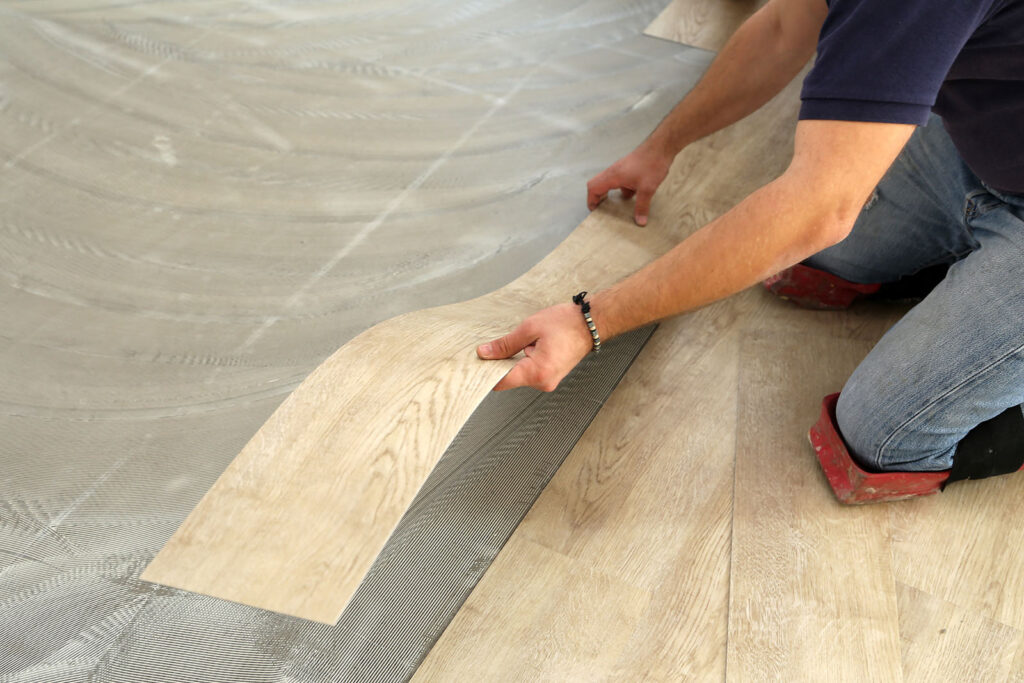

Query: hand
[
  {"left": 586, "top": 143, "right": 672, "bottom": 226},
  {"left": 476, "top": 303, "right": 594, "bottom": 392}
]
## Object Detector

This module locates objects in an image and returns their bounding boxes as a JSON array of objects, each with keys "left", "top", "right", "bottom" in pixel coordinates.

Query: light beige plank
[
  {"left": 645, "top": 0, "right": 768, "bottom": 52},
  {"left": 891, "top": 469, "right": 1024, "bottom": 631},
  {"left": 897, "top": 581, "right": 1020, "bottom": 682},
  {"left": 140, "top": 197, "right": 678, "bottom": 624},
  {"left": 414, "top": 535, "right": 652, "bottom": 681},
  {"left": 728, "top": 330, "right": 903, "bottom": 680}
]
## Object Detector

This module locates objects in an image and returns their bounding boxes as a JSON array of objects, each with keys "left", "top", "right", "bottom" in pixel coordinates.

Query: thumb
[{"left": 477, "top": 324, "right": 535, "bottom": 359}]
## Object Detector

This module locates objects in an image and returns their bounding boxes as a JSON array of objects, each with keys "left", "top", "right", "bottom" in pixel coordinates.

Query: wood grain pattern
[
  {"left": 897, "top": 581, "right": 1021, "bottom": 682},
  {"left": 140, "top": 200, "right": 677, "bottom": 624},
  {"left": 143, "top": 50, "right": 806, "bottom": 627},
  {"left": 729, "top": 330, "right": 903, "bottom": 680},
  {"left": 645, "top": 0, "right": 768, "bottom": 52},
  {"left": 415, "top": 535, "right": 653, "bottom": 681},
  {"left": 891, "top": 470, "right": 1024, "bottom": 631},
  {"left": 415, "top": 69, "right": 807, "bottom": 681}
]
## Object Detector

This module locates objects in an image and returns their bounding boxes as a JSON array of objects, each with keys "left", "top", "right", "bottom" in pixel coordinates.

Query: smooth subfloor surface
[{"left": 6, "top": 0, "right": 1024, "bottom": 681}]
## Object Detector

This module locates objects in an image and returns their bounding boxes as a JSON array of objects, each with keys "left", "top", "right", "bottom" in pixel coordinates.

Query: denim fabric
[{"left": 804, "top": 115, "right": 1024, "bottom": 472}]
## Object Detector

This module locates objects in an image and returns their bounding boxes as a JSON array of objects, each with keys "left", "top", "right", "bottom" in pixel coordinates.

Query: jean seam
[{"left": 873, "top": 340, "right": 1024, "bottom": 469}]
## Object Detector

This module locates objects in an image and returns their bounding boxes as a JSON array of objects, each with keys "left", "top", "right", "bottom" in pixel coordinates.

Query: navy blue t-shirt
[{"left": 800, "top": 0, "right": 1024, "bottom": 194}]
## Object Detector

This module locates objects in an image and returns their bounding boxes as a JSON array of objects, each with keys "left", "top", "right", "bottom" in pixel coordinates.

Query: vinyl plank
[
  {"left": 897, "top": 582, "right": 1020, "bottom": 682},
  {"left": 142, "top": 62, "right": 804, "bottom": 625},
  {"left": 413, "top": 535, "right": 652, "bottom": 681},
  {"left": 140, "top": 198, "right": 677, "bottom": 624},
  {"left": 645, "top": 0, "right": 768, "bottom": 52},
  {"left": 891, "top": 469, "right": 1024, "bottom": 631},
  {"left": 728, "top": 330, "right": 903, "bottom": 680}
]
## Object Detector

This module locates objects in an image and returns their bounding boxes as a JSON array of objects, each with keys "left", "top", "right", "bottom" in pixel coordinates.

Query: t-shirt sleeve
[{"left": 800, "top": 0, "right": 996, "bottom": 125}]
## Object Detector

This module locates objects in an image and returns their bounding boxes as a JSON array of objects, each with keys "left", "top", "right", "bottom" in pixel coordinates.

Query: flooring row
[{"left": 3, "top": 0, "right": 1024, "bottom": 680}]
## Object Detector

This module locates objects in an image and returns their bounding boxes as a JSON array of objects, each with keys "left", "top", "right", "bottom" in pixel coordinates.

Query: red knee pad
[
  {"left": 810, "top": 394, "right": 1024, "bottom": 504},
  {"left": 809, "top": 394, "right": 949, "bottom": 504},
  {"left": 764, "top": 264, "right": 881, "bottom": 310}
]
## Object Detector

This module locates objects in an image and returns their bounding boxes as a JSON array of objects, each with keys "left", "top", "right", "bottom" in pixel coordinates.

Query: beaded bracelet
[{"left": 572, "top": 291, "right": 601, "bottom": 353}]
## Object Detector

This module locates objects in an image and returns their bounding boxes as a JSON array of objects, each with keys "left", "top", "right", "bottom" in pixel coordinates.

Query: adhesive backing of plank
[
  {"left": 645, "top": 0, "right": 768, "bottom": 51},
  {"left": 140, "top": 200, "right": 677, "bottom": 624}
]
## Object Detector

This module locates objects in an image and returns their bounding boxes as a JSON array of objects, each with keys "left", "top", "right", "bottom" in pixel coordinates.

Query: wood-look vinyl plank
[
  {"left": 1010, "top": 641, "right": 1024, "bottom": 682},
  {"left": 729, "top": 330, "right": 902, "bottom": 680},
  {"left": 645, "top": 0, "right": 768, "bottom": 52},
  {"left": 752, "top": 293, "right": 911, "bottom": 344},
  {"left": 413, "top": 535, "right": 652, "bottom": 681},
  {"left": 142, "top": 66, "right": 804, "bottom": 625},
  {"left": 516, "top": 300, "right": 746, "bottom": 562},
  {"left": 897, "top": 581, "right": 1020, "bottom": 682},
  {"left": 140, "top": 199, "right": 676, "bottom": 624},
  {"left": 891, "top": 470, "right": 1024, "bottom": 631},
  {"left": 656, "top": 71, "right": 804, "bottom": 217}
]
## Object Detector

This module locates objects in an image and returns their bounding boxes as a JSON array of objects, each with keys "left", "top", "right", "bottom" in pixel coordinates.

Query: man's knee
[{"left": 835, "top": 373, "right": 957, "bottom": 473}]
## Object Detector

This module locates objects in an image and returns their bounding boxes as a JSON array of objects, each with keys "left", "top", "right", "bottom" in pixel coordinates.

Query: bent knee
[{"left": 836, "top": 384, "right": 956, "bottom": 473}]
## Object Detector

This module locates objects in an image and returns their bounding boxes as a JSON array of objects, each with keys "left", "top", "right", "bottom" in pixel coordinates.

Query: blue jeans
[{"left": 804, "top": 115, "right": 1024, "bottom": 472}]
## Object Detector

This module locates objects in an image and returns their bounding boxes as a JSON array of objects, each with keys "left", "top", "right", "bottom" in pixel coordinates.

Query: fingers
[
  {"left": 476, "top": 323, "right": 536, "bottom": 360},
  {"left": 634, "top": 187, "right": 654, "bottom": 226},
  {"left": 587, "top": 167, "right": 655, "bottom": 226},
  {"left": 586, "top": 171, "right": 616, "bottom": 211}
]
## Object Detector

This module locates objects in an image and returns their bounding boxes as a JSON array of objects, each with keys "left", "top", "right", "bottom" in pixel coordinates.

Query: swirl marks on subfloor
[{"left": 0, "top": 0, "right": 711, "bottom": 679}]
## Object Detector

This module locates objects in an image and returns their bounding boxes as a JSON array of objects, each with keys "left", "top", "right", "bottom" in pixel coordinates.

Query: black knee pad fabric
[{"left": 946, "top": 406, "right": 1024, "bottom": 485}]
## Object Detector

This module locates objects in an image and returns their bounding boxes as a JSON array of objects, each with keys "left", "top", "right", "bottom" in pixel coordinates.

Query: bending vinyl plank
[
  {"left": 645, "top": 0, "right": 768, "bottom": 52},
  {"left": 142, "top": 65, "right": 805, "bottom": 625},
  {"left": 140, "top": 199, "right": 677, "bottom": 624},
  {"left": 728, "top": 331, "right": 902, "bottom": 680}
]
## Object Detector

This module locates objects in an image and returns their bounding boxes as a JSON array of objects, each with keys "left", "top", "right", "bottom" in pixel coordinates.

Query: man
[{"left": 476, "top": 0, "right": 1024, "bottom": 486}]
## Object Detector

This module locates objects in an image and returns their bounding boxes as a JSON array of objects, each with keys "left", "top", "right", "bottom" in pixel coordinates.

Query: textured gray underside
[
  {"left": 0, "top": 0, "right": 709, "bottom": 680},
  {"left": 321, "top": 325, "right": 655, "bottom": 681}
]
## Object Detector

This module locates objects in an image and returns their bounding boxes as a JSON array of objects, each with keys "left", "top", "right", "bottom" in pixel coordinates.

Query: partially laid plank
[
  {"left": 728, "top": 331, "right": 903, "bottom": 680},
  {"left": 645, "top": 0, "right": 767, "bottom": 52},
  {"left": 417, "top": 309, "right": 745, "bottom": 681},
  {"left": 141, "top": 194, "right": 678, "bottom": 624}
]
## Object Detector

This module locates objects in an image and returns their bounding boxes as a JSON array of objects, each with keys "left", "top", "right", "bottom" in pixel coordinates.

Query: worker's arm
[
  {"left": 478, "top": 119, "right": 915, "bottom": 391},
  {"left": 588, "top": 0, "right": 826, "bottom": 226}
]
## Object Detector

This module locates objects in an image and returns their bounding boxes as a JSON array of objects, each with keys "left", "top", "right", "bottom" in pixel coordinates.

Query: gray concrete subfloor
[{"left": 0, "top": 1, "right": 711, "bottom": 679}]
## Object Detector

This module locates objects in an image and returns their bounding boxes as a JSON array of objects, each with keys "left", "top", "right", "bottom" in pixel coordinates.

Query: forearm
[
  {"left": 645, "top": 1, "right": 821, "bottom": 158},
  {"left": 589, "top": 176, "right": 851, "bottom": 339}
]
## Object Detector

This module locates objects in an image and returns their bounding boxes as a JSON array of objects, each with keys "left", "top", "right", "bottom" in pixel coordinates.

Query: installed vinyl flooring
[{"left": 4, "top": 0, "right": 1024, "bottom": 680}]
